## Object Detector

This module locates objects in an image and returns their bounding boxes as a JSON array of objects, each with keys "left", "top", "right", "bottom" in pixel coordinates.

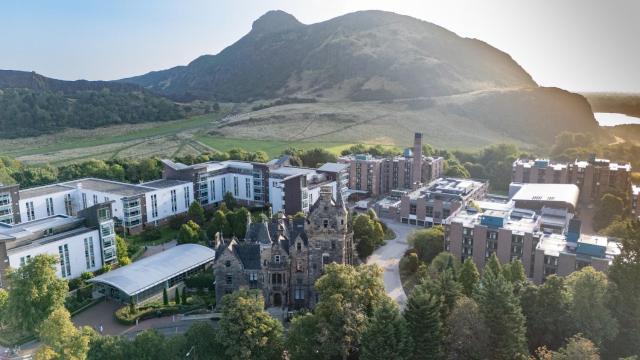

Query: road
[{"left": 367, "top": 221, "right": 414, "bottom": 308}]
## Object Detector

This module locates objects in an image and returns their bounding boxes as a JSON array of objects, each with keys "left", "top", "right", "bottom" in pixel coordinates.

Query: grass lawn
[
  {"left": 125, "top": 226, "right": 179, "bottom": 247},
  {"left": 196, "top": 135, "right": 362, "bottom": 158}
]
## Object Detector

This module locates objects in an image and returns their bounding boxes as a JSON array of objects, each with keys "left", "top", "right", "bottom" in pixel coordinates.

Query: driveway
[{"left": 367, "top": 221, "right": 415, "bottom": 308}]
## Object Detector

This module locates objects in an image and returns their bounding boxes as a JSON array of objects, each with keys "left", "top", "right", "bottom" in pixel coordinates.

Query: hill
[
  {"left": 0, "top": 69, "right": 142, "bottom": 93},
  {"left": 582, "top": 92, "right": 640, "bottom": 118},
  {"left": 0, "top": 70, "right": 185, "bottom": 138},
  {"left": 122, "top": 10, "right": 537, "bottom": 102}
]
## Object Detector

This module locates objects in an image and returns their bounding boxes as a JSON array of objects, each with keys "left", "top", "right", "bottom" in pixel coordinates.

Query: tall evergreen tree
[
  {"left": 484, "top": 253, "right": 502, "bottom": 277},
  {"left": 404, "top": 284, "right": 443, "bottom": 360},
  {"left": 458, "top": 258, "right": 480, "bottom": 297},
  {"left": 360, "top": 300, "right": 412, "bottom": 360},
  {"left": 162, "top": 288, "right": 168, "bottom": 306},
  {"left": 474, "top": 270, "right": 528, "bottom": 359},
  {"left": 503, "top": 259, "right": 526, "bottom": 284},
  {"left": 445, "top": 296, "right": 489, "bottom": 360},
  {"left": 426, "top": 269, "right": 461, "bottom": 323},
  {"left": 520, "top": 276, "right": 574, "bottom": 352}
]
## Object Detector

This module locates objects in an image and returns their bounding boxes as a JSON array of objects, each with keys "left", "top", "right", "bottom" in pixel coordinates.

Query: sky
[{"left": 1, "top": 0, "right": 639, "bottom": 93}]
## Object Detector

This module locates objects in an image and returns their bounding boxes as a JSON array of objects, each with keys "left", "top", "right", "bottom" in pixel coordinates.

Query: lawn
[{"left": 197, "top": 135, "right": 396, "bottom": 158}]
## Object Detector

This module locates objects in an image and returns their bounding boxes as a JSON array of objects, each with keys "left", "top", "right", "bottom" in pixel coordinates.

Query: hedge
[{"left": 114, "top": 303, "right": 199, "bottom": 326}]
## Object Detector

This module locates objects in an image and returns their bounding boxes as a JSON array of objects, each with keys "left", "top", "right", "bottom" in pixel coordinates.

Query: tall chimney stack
[{"left": 412, "top": 133, "right": 423, "bottom": 188}]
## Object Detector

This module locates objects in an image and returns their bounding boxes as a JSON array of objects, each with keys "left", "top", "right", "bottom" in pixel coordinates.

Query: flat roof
[
  {"left": 20, "top": 184, "right": 74, "bottom": 199},
  {"left": 317, "top": 162, "right": 349, "bottom": 172},
  {"left": 141, "top": 179, "right": 191, "bottom": 189},
  {"left": 62, "top": 178, "right": 155, "bottom": 197},
  {"left": 511, "top": 183, "right": 580, "bottom": 208},
  {"left": 88, "top": 244, "right": 215, "bottom": 296}
]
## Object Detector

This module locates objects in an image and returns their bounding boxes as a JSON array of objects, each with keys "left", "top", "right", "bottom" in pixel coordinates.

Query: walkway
[{"left": 367, "top": 221, "right": 414, "bottom": 308}]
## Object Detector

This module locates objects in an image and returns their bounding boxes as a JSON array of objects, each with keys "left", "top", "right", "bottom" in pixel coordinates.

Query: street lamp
[{"left": 185, "top": 345, "right": 195, "bottom": 358}]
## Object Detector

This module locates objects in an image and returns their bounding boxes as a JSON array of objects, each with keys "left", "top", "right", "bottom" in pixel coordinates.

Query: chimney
[{"left": 412, "top": 133, "right": 423, "bottom": 189}]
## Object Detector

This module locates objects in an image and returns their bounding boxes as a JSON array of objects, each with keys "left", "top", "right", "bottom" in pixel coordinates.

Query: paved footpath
[{"left": 366, "top": 221, "right": 415, "bottom": 308}]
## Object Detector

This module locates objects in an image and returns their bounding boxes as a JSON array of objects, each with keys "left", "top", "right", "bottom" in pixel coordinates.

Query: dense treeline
[{"left": 0, "top": 88, "right": 184, "bottom": 138}]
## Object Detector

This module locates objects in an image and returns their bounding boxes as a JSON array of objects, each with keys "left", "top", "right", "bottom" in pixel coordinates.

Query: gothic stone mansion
[{"left": 213, "top": 186, "right": 355, "bottom": 309}]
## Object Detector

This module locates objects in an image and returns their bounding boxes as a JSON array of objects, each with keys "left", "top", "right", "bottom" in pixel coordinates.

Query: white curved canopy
[{"left": 88, "top": 244, "right": 215, "bottom": 296}]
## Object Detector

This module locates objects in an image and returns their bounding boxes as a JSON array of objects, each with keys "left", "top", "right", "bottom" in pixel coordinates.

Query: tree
[
  {"left": 188, "top": 201, "right": 205, "bottom": 225},
  {"left": 36, "top": 307, "right": 94, "bottom": 360},
  {"left": 473, "top": 270, "right": 528, "bottom": 359},
  {"left": 218, "top": 289, "right": 284, "bottom": 360},
  {"left": 6, "top": 254, "right": 68, "bottom": 332},
  {"left": 299, "top": 148, "right": 337, "bottom": 167},
  {"left": 177, "top": 220, "right": 201, "bottom": 244},
  {"left": 0, "top": 288, "right": 8, "bottom": 327},
  {"left": 315, "top": 264, "right": 387, "bottom": 318},
  {"left": 229, "top": 207, "right": 250, "bottom": 238},
  {"left": 174, "top": 288, "right": 181, "bottom": 305},
  {"left": 179, "top": 322, "right": 223, "bottom": 360},
  {"left": 87, "top": 336, "right": 131, "bottom": 360},
  {"left": 115, "top": 235, "right": 131, "bottom": 265},
  {"left": 130, "top": 330, "right": 173, "bottom": 360},
  {"left": 360, "top": 300, "right": 412, "bottom": 360},
  {"left": 408, "top": 227, "right": 444, "bottom": 263},
  {"left": 537, "top": 334, "right": 601, "bottom": 360},
  {"left": 593, "top": 193, "right": 625, "bottom": 231},
  {"left": 404, "top": 284, "right": 443, "bottom": 360},
  {"left": 459, "top": 258, "right": 480, "bottom": 297},
  {"left": 484, "top": 253, "right": 502, "bottom": 277},
  {"left": 223, "top": 191, "right": 237, "bottom": 210},
  {"left": 209, "top": 210, "right": 231, "bottom": 238},
  {"left": 502, "top": 259, "right": 526, "bottom": 284},
  {"left": 181, "top": 288, "right": 188, "bottom": 305},
  {"left": 426, "top": 269, "right": 461, "bottom": 323},
  {"left": 314, "top": 293, "right": 367, "bottom": 360},
  {"left": 287, "top": 313, "right": 322, "bottom": 360},
  {"left": 605, "top": 219, "right": 640, "bottom": 358},
  {"left": 520, "top": 276, "right": 574, "bottom": 352},
  {"left": 427, "top": 251, "right": 459, "bottom": 278},
  {"left": 162, "top": 288, "right": 168, "bottom": 306},
  {"left": 565, "top": 267, "right": 617, "bottom": 348},
  {"left": 445, "top": 296, "right": 489, "bottom": 360},
  {"left": 353, "top": 214, "right": 379, "bottom": 259}
]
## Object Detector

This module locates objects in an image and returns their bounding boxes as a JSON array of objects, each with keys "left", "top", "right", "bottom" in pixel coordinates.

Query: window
[
  {"left": 245, "top": 178, "right": 250, "bottom": 198},
  {"left": 271, "top": 273, "right": 283, "bottom": 284},
  {"left": 46, "top": 197, "right": 54, "bottom": 216},
  {"left": 151, "top": 194, "right": 158, "bottom": 218},
  {"left": 225, "top": 260, "right": 231, "bottom": 267},
  {"left": 274, "top": 255, "right": 281, "bottom": 264},
  {"left": 20, "top": 255, "right": 31, "bottom": 266},
  {"left": 82, "top": 193, "right": 87, "bottom": 209},
  {"left": 64, "top": 194, "right": 73, "bottom": 215},
  {"left": 84, "top": 237, "right": 96, "bottom": 269},
  {"left": 93, "top": 194, "right": 98, "bottom": 205},
  {"left": 294, "top": 287, "right": 305, "bottom": 300},
  {"left": 222, "top": 178, "right": 226, "bottom": 194},
  {"left": 233, "top": 176, "right": 239, "bottom": 197},
  {"left": 426, "top": 206, "right": 434, "bottom": 217},
  {"left": 226, "top": 274, "right": 233, "bottom": 285},
  {"left": 323, "top": 219, "right": 329, "bottom": 228},
  {"left": 210, "top": 179, "right": 216, "bottom": 201},
  {"left": 98, "top": 207, "right": 111, "bottom": 221},
  {"left": 331, "top": 241, "right": 336, "bottom": 250},
  {"left": 296, "top": 242, "right": 302, "bottom": 252},
  {"left": 58, "top": 244, "right": 71, "bottom": 278},
  {"left": 296, "top": 260, "right": 303, "bottom": 272},
  {"left": 170, "top": 190, "right": 178, "bottom": 212},
  {"left": 26, "top": 201, "right": 35, "bottom": 221},
  {"left": 249, "top": 272, "right": 257, "bottom": 281},
  {"left": 184, "top": 186, "right": 190, "bottom": 207}
]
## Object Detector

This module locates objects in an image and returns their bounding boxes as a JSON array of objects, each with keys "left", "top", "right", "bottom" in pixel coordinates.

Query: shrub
[
  {"left": 141, "top": 227, "right": 162, "bottom": 242},
  {"left": 184, "top": 273, "right": 215, "bottom": 290},
  {"left": 168, "top": 214, "right": 187, "bottom": 230}
]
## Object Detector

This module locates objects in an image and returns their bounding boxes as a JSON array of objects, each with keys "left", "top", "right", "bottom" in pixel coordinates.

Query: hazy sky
[{"left": 1, "top": 0, "right": 638, "bottom": 92}]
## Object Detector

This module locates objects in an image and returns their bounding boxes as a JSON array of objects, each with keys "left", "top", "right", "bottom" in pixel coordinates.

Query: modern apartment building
[
  {"left": 161, "top": 157, "right": 343, "bottom": 216},
  {"left": 0, "top": 202, "right": 117, "bottom": 287},
  {"left": 16, "top": 178, "right": 193, "bottom": 234},
  {"left": 0, "top": 183, "right": 20, "bottom": 225},
  {"left": 399, "top": 177, "right": 488, "bottom": 226},
  {"left": 533, "top": 230, "right": 620, "bottom": 283},
  {"left": 446, "top": 198, "right": 620, "bottom": 283},
  {"left": 512, "top": 157, "right": 632, "bottom": 204},
  {"left": 446, "top": 201, "right": 541, "bottom": 277},
  {"left": 338, "top": 133, "right": 444, "bottom": 197}
]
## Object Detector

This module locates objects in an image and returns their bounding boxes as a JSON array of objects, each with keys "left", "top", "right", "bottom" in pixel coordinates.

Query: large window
[
  {"left": 170, "top": 190, "right": 178, "bottom": 212},
  {"left": 184, "top": 186, "right": 190, "bottom": 208},
  {"left": 84, "top": 237, "right": 96, "bottom": 269},
  {"left": 26, "top": 201, "right": 35, "bottom": 221},
  {"left": 58, "top": 244, "right": 71, "bottom": 278},
  {"left": 210, "top": 179, "right": 216, "bottom": 201},
  {"left": 245, "top": 178, "right": 250, "bottom": 198},
  {"left": 233, "top": 177, "right": 239, "bottom": 197},
  {"left": 82, "top": 193, "right": 87, "bottom": 209},
  {"left": 46, "top": 197, "right": 54, "bottom": 217},
  {"left": 151, "top": 194, "right": 158, "bottom": 218}
]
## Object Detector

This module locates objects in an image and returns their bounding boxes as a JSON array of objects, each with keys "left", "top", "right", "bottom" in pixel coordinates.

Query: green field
[{"left": 196, "top": 136, "right": 370, "bottom": 158}]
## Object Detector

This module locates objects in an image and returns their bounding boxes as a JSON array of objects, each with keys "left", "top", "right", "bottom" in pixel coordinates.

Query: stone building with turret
[{"left": 213, "top": 186, "right": 354, "bottom": 309}]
